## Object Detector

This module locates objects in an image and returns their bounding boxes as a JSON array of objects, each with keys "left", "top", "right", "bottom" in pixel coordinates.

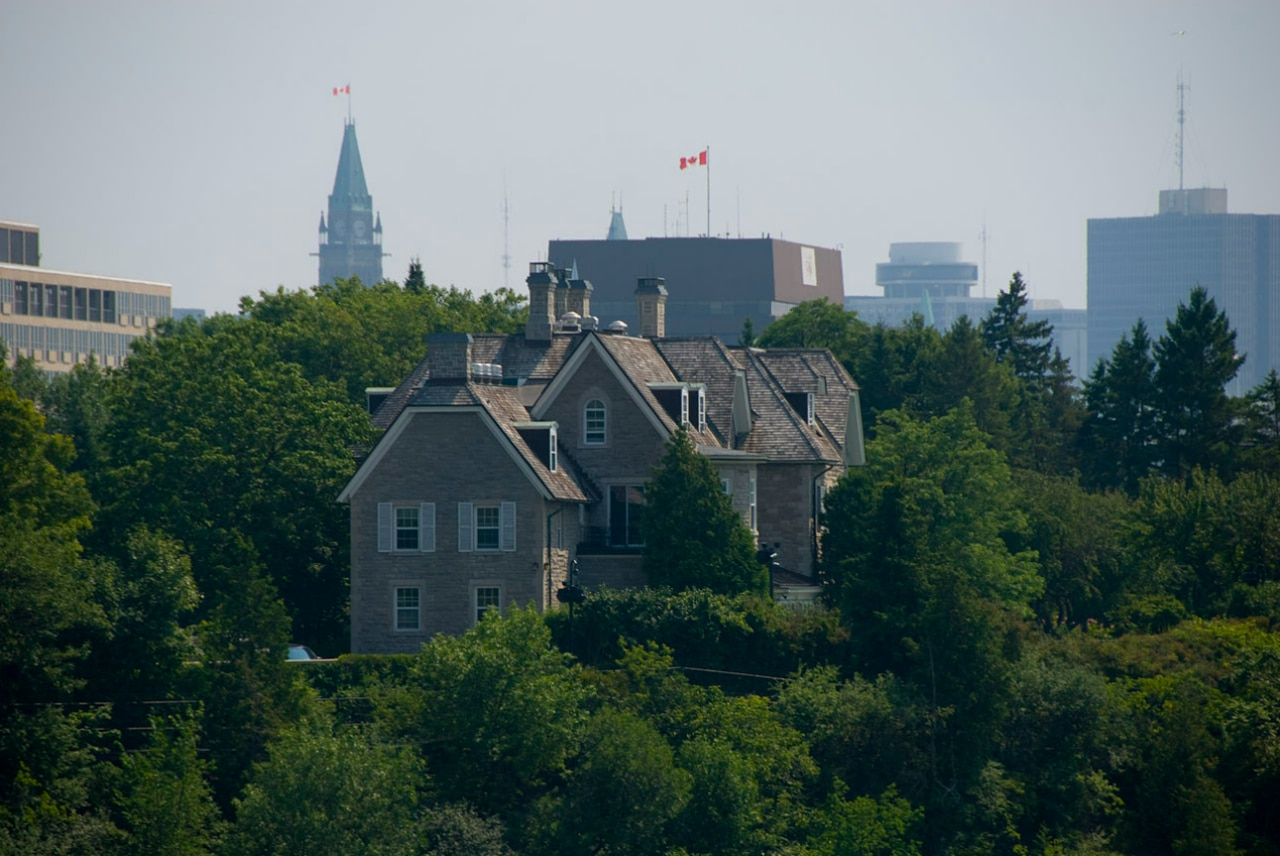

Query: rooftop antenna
[
  {"left": 502, "top": 181, "right": 511, "bottom": 289},
  {"left": 1176, "top": 70, "right": 1189, "bottom": 190},
  {"left": 979, "top": 217, "right": 989, "bottom": 298}
]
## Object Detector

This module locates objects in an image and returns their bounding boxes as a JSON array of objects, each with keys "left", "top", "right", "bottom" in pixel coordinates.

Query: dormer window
[
  {"left": 785, "top": 391, "right": 816, "bottom": 428},
  {"left": 696, "top": 386, "right": 706, "bottom": 431},
  {"left": 584, "top": 399, "right": 606, "bottom": 445},
  {"left": 648, "top": 382, "right": 692, "bottom": 427},
  {"left": 548, "top": 425, "right": 558, "bottom": 472}
]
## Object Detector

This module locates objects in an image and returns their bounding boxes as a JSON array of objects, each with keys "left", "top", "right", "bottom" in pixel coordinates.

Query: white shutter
[
  {"left": 500, "top": 501, "right": 516, "bottom": 552},
  {"left": 377, "top": 502, "right": 393, "bottom": 552},
  {"left": 458, "top": 502, "right": 474, "bottom": 552},
  {"left": 420, "top": 502, "right": 435, "bottom": 552}
]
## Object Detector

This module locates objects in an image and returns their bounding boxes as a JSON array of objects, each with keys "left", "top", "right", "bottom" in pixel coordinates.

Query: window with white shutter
[{"left": 377, "top": 502, "right": 393, "bottom": 552}]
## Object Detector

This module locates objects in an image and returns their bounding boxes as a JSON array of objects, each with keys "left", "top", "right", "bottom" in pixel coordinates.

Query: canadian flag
[
  {"left": 332, "top": 84, "right": 350, "bottom": 95},
  {"left": 679, "top": 150, "right": 708, "bottom": 170}
]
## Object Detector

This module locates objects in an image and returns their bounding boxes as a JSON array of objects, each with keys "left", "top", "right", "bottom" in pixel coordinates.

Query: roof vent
[
  {"left": 606, "top": 320, "right": 629, "bottom": 334},
  {"left": 469, "top": 362, "right": 504, "bottom": 384},
  {"left": 557, "top": 311, "right": 582, "bottom": 333}
]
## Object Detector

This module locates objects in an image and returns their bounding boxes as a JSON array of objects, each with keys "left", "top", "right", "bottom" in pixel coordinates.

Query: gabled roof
[{"left": 341, "top": 380, "right": 587, "bottom": 504}]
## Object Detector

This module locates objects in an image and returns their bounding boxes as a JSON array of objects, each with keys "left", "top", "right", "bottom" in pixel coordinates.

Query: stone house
[{"left": 338, "top": 262, "right": 865, "bottom": 653}]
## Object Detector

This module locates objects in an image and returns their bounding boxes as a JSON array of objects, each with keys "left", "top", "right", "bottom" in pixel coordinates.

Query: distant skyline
[{"left": 3, "top": 1, "right": 1279, "bottom": 316}]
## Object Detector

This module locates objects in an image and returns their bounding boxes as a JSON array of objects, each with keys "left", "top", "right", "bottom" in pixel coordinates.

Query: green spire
[{"left": 330, "top": 121, "right": 370, "bottom": 205}]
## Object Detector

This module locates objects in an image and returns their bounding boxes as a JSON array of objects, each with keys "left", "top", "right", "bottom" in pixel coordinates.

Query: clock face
[{"left": 353, "top": 220, "right": 367, "bottom": 240}]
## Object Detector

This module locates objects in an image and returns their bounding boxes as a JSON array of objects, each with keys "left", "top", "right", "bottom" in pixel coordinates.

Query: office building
[
  {"left": 845, "top": 242, "right": 1088, "bottom": 377},
  {"left": 548, "top": 224, "right": 844, "bottom": 341},
  {"left": 0, "top": 219, "right": 172, "bottom": 372},
  {"left": 317, "top": 121, "right": 384, "bottom": 286},
  {"left": 1087, "top": 189, "right": 1280, "bottom": 392}
]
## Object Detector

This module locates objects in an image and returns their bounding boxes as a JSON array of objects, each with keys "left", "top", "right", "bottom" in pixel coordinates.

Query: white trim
[
  {"left": 393, "top": 585, "right": 421, "bottom": 631},
  {"left": 472, "top": 583, "right": 502, "bottom": 626},
  {"left": 531, "top": 334, "right": 671, "bottom": 439},
  {"left": 339, "top": 407, "right": 557, "bottom": 503}
]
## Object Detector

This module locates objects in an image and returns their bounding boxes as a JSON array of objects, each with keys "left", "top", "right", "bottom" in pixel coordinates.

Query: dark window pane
[
  {"left": 89, "top": 289, "right": 101, "bottom": 322},
  {"left": 25, "top": 232, "right": 38, "bottom": 267},
  {"left": 31, "top": 282, "right": 43, "bottom": 316},
  {"left": 0, "top": 229, "right": 8, "bottom": 263},
  {"left": 45, "top": 284, "right": 58, "bottom": 318},
  {"left": 15, "top": 281, "right": 27, "bottom": 315},
  {"left": 103, "top": 291, "right": 116, "bottom": 324},
  {"left": 59, "top": 286, "right": 72, "bottom": 319},
  {"left": 10, "top": 231, "right": 23, "bottom": 265},
  {"left": 74, "top": 288, "right": 87, "bottom": 320}
]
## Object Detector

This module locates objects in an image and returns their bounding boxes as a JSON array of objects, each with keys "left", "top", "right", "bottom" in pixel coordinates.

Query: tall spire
[{"left": 318, "top": 120, "right": 383, "bottom": 286}]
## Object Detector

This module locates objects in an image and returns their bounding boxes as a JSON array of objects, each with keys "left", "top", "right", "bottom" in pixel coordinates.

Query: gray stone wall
[
  {"left": 756, "top": 462, "right": 826, "bottom": 579},
  {"left": 349, "top": 409, "right": 557, "bottom": 653}
]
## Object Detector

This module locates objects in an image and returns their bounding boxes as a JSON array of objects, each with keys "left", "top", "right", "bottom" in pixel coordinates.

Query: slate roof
[
  {"left": 331, "top": 122, "right": 370, "bottom": 203},
  {"left": 365, "top": 328, "right": 858, "bottom": 499},
  {"left": 409, "top": 381, "right": 587, "bottom": 502}
]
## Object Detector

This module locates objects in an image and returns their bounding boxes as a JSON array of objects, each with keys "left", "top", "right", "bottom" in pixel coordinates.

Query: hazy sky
[{"left": 4, "top": 1, "right": 1278, "bottom": 315}]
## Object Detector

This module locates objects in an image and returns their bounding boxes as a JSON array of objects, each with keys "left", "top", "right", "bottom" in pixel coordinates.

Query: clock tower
[{"left": 318, "top": 120, "right": 384, "bottom": 286}]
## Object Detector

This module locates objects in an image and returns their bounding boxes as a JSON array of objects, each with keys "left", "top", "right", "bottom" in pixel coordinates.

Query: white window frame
[
  {"left": 680, "top": 388, "right": 689, "bottom": 426},
  {"left": 473, "top": 585, "right": 502, "bottom": 625},
  {"left": 698, "top": 388, "right": 707, "bottom": 432},
  {"left": 806, "top": 392, "right": 815, "bottom": 427},
  {"left": 749, "top": 474, "right": 758, "bottom": 533},
  {"left": 377, "top": 502, "right": 435, "bottom": 553},
  {"left": 475, "top": 505, "right": 501, "bottom": 551},
  {"left": 721, "top": 477, "right": 732, "bottom": 495},
  {"left": 584, "top": 399, "right": 607, "bottom": 445},
  {"left": 394, "top": 586, "right": 420, "bottom": 631},
  {"left": 548, "top": 425, "right": 558, "bottom": 472},
  {"left": 458, "top": 501, "right": 517, "bottom": 553}
]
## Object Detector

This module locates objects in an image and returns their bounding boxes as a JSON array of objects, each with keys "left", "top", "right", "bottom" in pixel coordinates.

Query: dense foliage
[{"left": 3, "top": 273, "right": 1280, "bottom": 854}]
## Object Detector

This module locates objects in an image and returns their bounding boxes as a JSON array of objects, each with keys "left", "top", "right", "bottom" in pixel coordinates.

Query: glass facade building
[{"left": 1087, "top": 194, "right": 1280, "bottom": 393}]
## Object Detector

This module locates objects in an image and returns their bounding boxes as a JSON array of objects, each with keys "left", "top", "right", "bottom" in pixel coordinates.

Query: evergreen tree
[
  {"left": 1241, "top": 369, "right": 1280, "bottom": 475},
  {"left": 404, "top": 257, "right": 426, "bottom": 293},
  {"left": 980, "top": 271, "right": 1053, "bottom": 387},
  {"left": 642, "top": 426, "right": 768, "bottom": 595},
  {"left": 1152, "top": 286, "right": 1242, "bottom": 480},
  {"left": 1080, "top": 319, "right": 1158, "bottom": 493},
  {"left": 738, "top": 315, "right": 756, "bottom": 348}
]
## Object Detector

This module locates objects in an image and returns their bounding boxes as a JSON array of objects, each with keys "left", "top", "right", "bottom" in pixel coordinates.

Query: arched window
[{"left": 584, "top": 399, "right": 606, "bottom": 445}]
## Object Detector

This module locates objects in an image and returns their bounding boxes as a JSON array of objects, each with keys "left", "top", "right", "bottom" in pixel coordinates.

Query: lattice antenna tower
[
  {"left": 502, "top": 182, "right": 511, "bottom": 289},
  {"left": 1176, "top": 72, "right": 1189, "bottom": 191}
]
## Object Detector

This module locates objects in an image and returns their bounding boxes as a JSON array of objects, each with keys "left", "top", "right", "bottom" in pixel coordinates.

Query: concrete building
[
  {"left": 317, "top": 121, "right": 384, "bottom": 286},
  {"left": 339, "top": 262, "right": 866, "bottom": 652},
  {"left": 0, "top": 219, "right": 172, "bottom": 372},
  {"left": 845, "top": 242, "right": 1088, "bottom": 377},
  {"left": 1087, "top": 188, "right": 1280, "bottom": 392},
  {"left": 548, "top": 224, "right": 844, "bottom": 342}
]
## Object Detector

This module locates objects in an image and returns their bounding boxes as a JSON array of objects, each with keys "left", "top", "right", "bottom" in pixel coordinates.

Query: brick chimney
[
  {"left": 635, "top": 276, "right": 667, "bottom": 338},
  {"left": 427, "top": 332, "right": 473, "bottom": 381},
  {"left": 525, "top": 262, "right": 559, "bottom": 342}
]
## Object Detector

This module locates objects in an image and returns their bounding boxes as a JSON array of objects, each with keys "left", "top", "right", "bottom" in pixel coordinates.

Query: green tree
[
  {"left": 852, "top": 317, "right": 943, "bottom": 428},
  {"left": 222, "top": 710, "right": 425, "bottom": 856},
  {"left": 738, "top": 315, "right": 756, "bottom": 347},
  {"left": 757, "top": 297, "right": 867, "bottom": 357},
  {"left": 981, "top": 272, "right": 1053, "bottom": 387},
  {"left": 116, "top": 710, "right": 222, "bottom": 856},
  {"left": 554, "top": 707, "right": 691, "bottom": 856},
  {"left": 923, "top": 316, "right": 1018, "bottom": 452},
  {"left": 97, "top": 321, "right": 371, "bottom": 652},
  {"left": 1151, "top": 287, "right": 1242, "bottom": 480},
  {"left": 642, "top": 426, "right": 767, "bottom": 595},
  {"left": 384, "top": 608, "right": 590, "bottom": 815},
  {"left": 808, "top": 784, "right": 924, "bottom": 856},
  {"left": 1240, "top": 369, "right": 1280, "bottom": 475},
  {"left": 404, "top": 258, "right": 426, "bottom": 293},
  {"left": 1080, "top": 320, "right": 1158, "bottom": 494}
]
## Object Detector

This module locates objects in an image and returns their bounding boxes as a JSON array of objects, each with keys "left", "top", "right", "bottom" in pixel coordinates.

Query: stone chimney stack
[
  {"left": 567, "top": 275, "right": 593, "bottom": 319},
  {"left": 554, "top": 268, "right": 571, "bottom": 319},
  {"left": 635, "top": 276, "right": 667, "bottom": 338},
  {"left": 427, "top": 332, "right": 473, "bottom": 382},
  {"left": 525, "top": 262, "right": 559, "bottom": 342}
]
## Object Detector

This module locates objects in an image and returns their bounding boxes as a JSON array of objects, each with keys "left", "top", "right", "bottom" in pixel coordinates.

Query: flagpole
[{"left": 705, "top": 145, "right": 711, "bottom": 237}]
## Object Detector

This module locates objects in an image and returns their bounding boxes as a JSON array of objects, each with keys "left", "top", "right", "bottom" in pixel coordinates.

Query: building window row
[
  {"left": 0, "top": 321, "right": 142, "bottom": 362},
  {"left": 376, "top": 501, "right": 517, "bottom": 553},
  {"left": 393, "top": 584, "right": 502, "bottom": 632}
]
